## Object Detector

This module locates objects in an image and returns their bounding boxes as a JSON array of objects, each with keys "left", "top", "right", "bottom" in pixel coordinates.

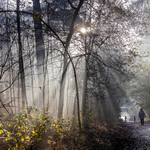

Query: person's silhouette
[
  {"left": 139, "top": 108, "right": 146, "bottom": 125},
  {"left": 125, "top": 116, "right": 127, "bottom": 122}
]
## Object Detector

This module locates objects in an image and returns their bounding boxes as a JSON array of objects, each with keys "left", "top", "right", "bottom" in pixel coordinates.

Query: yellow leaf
[
  {"left": 5, "top": 137, "right": 10, "bottom": 141},
  {"left": 17, "top": 132, "right": 22, "bottom": 136},
  {"left": 25, "top": 136, "right": 30, "bottom": 140},
  {"left": 0, "top": 130, "right": 4, "bottom": 135},
  {"left": 37, "top": 15, "right": 40, "bottom": 20},
  {"left": 53, "top": 12, "right": 57, "bottom": 15},
  {"left": 47, "top": 140, "right": 51, "bottom": 144},
  {"left": 112, "top": 8, "right": 116, "bottom": 12},
  {"left": 20, "top": 137, "right": 24, "bottom": 142}
]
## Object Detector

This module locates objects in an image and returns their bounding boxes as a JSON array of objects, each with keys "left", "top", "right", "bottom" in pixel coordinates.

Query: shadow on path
[{"left": 124, "top": 121, "right": 150, "bottom": 150}]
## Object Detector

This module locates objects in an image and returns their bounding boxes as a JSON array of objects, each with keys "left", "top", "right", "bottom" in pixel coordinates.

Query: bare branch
[{"left": 68, "top": 0, "right": 77, "bottom": 9}]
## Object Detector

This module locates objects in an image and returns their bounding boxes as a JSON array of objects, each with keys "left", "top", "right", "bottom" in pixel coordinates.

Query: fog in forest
[
  {"left": 0, "top": 0, "right": 150, "bottom": 148},
  {"left": 0, "top": 0, "right": 150, "bottom": 120}
]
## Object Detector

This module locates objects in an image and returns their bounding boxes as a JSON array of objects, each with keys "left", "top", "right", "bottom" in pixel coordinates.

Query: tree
[
  {"left": 17, "top": 0, "right": 27, "bottom": 109},
  {"left": 32, "top": 0, "right": 45, "bottom": 110}
]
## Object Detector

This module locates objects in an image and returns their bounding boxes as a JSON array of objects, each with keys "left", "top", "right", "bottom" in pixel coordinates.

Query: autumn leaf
[
  {"left": 17, "top": 132, "right": 22, "bottom": 136},
  {"left": 25, "top": 136, "right": 30, "bottom": 140},
  {"left": 20, "top": 137, "right": 24, "bottom": 142},
  {"left": 34, "top": 15, "right": 40, "bottom": 20},
  {"left": 112, "top": 8, "right": 116, "bottom": 12},
  {"left": 53, "top": 12, "right": 57, "bottom": 16},
  {"left": 0, "top": 130, "right": 4, "bottom": 135}
]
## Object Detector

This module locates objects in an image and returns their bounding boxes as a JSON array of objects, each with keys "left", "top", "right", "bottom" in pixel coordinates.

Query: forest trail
[
  {"left": 126, "top": 122, "right": 150, "bottom": 139},
  {"left": 125, "top": 121, "right": 150, "bottom": 150}
]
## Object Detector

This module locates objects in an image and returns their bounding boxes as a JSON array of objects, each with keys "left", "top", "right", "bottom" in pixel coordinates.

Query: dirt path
[
  {"left": 126, "top": 122, "right": 150, "bottom": 139},
  {"left": 125, "top": 121, "right": 150, "bottom": 150}
]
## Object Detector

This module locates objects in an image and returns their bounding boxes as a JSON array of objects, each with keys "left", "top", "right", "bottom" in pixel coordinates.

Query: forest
[{"left": 0, "top": 0, "right": 150, "bottom": 149}]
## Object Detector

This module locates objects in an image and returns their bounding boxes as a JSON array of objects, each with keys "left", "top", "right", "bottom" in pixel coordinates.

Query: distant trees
[
  {"left": 122, "top": 0, "right": 150, "bottom": 119},
  {"left": 76, "top": 0, "right": 142, "bottom": 123},
  {"left": 127, "top": 59, "right": 150, "bottom": 118}
]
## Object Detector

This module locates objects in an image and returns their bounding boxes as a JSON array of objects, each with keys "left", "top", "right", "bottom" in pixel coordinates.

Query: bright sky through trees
[{"left": 80, "top": 27, "right": 87, "bottom": 34}]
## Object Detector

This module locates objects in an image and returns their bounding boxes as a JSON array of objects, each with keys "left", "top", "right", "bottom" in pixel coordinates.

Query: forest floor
[
  {"left": 1, "top": 120, "right": 150, "bottom": 150},
  {"left": 125, "top": 121, "right": 150, "bottom": 150},
  {"left": 36, "top": 121, "right": 150, "bottom": 150}
]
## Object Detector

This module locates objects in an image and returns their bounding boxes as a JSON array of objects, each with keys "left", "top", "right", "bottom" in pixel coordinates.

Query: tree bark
[
  {"left": 17, "top": 0, "right": 27, "bottom": 109},
  {"left": 32, "top": 0, "right": 45, "bottom": 110}
]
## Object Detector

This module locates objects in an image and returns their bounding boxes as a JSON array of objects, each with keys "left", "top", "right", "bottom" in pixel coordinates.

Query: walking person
[
  {"left": 125, "top": 116, "right": 127, "bottom": 122},
  {"left": 139, "top": 108, "right": 146, "bottom": 126},
  {"left": 134, "top": 116, "right": 136, "bottom": 122}
]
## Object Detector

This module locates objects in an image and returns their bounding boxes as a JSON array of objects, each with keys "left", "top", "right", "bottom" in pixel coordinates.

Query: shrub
[{"left": 0, "top": 106, "right": 51, "bottom": 150}]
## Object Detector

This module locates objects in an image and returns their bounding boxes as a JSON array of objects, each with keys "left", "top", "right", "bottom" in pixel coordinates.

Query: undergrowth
[
  {"left": 0, "top": 107, "right": 138, "bottom": 150},
  {"left": 0, "top": 106, "right": 51, "bottom": 150}
]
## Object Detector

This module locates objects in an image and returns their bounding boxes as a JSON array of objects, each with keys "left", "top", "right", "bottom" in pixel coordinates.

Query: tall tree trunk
[
  {"left": 82, "top": 1, "right": 93, "bottom": 127},
  {"left": 58, "top": 0, "right": 84, "bottom": 131},
  {"left": 17, "top": 0, "right": 27, "bottom": 109},
  {"left": 32, "top": 0, "right": 45, "bottom": 111},
  {"left": 58, "top": 54, "right": 68, "bottom": 118},
  {"left": 6, "top": 0, "right": 13, "bottom": 114},
  {"left": 58, "top": 1, "right": 84, "bottom": 125},
  {"left": 27, "top": 36, "right": 35, "bottom": 106},
  {"left": 82, "top": 36, "right": 87, "bottom": 120}
]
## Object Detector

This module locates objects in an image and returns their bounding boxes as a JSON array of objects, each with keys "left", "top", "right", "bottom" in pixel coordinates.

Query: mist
[{"left": 0, "top": 0, "right": 150, "bottom": 149}]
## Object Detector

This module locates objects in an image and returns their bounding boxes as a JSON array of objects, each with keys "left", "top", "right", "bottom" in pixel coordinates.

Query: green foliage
[
  {"left": 0, "top": 106, "right": 51, "bottom": 149},
  {"left": 0, "top": 110, "right": 137, "bottom": 150},
  {"left": 82, "top": 109, "right": 95, "bottom": 128}
]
